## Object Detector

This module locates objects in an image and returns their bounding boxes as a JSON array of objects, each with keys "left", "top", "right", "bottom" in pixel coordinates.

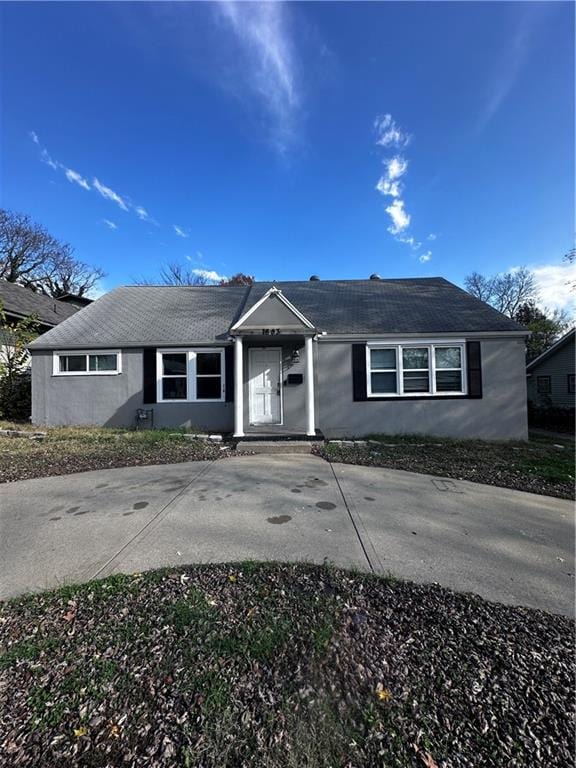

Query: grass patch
[
  {"left": 315, "top": 433, "right": 575, "bottom": 499},
  {"left": 0, "top": 562, "right": 572, "bottom": 767},
  {"left": 0, "top": 423, "right": 224, "bottom": 483}
]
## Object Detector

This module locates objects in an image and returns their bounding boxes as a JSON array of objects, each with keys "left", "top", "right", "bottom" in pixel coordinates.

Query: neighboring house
[
  {"left": 0, "top": 280, "right": 82, "bottom": 332},
  {"left": 526, "top": 328, "right": 575, "bottom": 410},
  {"left": 0, "top": 280, "right": 83, "bottom": 370},
  {"left": 28, "top": 277, "right": 529, "bottom": 439}
]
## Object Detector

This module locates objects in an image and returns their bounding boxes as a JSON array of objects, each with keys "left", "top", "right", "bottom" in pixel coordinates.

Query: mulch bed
[
  {"left": 1, "top": 563, "right": 573, "bottom": 767},
  {"left": 0, "top": 439, "right": 223, "bottom": 484},
  {"left": 314, "top": 441, "right": 575, "bottom": 500}
]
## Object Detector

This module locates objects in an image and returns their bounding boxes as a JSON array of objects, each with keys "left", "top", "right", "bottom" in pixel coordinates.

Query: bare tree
[
  {"left": 136, "top": 263, "right": 254, "bottom": 287},
  {"left": 564, "top": 247, "right": 576, "bottom": 291},
  {"left": 0, "top": 209, "right": 105, "bottom": 297},
  {"left": 135, "top": 262, "right": 210, "bottom": 286},
  {"left": 464, "top": 266, "right": 537, "bottom": 318}
]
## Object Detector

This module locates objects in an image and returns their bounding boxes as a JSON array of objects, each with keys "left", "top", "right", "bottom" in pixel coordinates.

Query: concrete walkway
[{"left": 0, "top": 456, "right": 573, "bottom": 616}]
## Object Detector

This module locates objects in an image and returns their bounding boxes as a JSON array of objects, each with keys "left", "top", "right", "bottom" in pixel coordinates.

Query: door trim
[{"left": 248, "top": 347, "right": 283, "bottom": 426}]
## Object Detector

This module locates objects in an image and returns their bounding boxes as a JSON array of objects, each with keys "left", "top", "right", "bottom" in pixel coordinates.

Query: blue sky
[{"left": 1, "top": 1, "right": 574, "bottom": 309}]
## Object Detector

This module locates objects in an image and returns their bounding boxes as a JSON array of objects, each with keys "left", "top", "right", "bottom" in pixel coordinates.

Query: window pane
[
  {"left": 371, "top": 372, "right": 397, "bottom": 394},
  {"left": 370, "top": 348, "right": 396, "bottom": 370},
  {"left": 197, "top": 376, "right": 221, "bottom": 399},
  {"left": 435, "top": 347, "right": 461, "bottom": 369},
  {"left": 402, "top": 347, "right": 429, "bottom": 370},
  {"left": 89, "top": 354, "right": 117, "bottom": 372},
  {"left": 60, "top": 355, "right": 86, "bottom": 372},
  {"left": 436, "top": 370, "right": 462, "bottom": 392},
  {"left": 196, "top": 352, "right": 221, "bottom": 376},
  {"left": 162, "top": 377, "right": 187, "bottom": 400},
  {"left": 403, "top": 371, "right": 430, "bottom": 392},
  {"left": 537, "top": 376, "right": 551, "bottom": 394},
  {"left": 163, "top": 353, "right": 187, "bottom": 376}
]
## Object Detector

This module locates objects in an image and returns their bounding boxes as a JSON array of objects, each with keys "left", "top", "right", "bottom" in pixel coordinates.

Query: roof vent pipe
[
  {"left": 369, "top": 273, "right": 382, "bottom": 280},
  {"left": 309, "top": 275, "right": 320, "bottom": 281}
]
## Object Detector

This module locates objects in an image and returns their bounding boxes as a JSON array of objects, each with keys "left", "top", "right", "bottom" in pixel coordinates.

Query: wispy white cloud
[
  {"left": 185, "top": 251, "right": 205, "bottom": 263},
  {"left": 374, "top": 114, "right": 411, "bottom": 149},
  {"left": 396, "top": 234, "right": 421, "bottom": 251},
  {"left": 385, "top": 199, "right": 410, "bottom": 235},
  {"left": 29, "top": 131, "right": 155, "bottom": 222},
  {"left": 529, "top": 263, "right": 576, "bottom": 314},
  {"left": 376, "top": 156, "right": 408, "bottom": 199},
  {"left": 64, "top": 167, "right": 90, "bottom": 191},
  {"left": 192, "top": 268, "right": 227, "bottom": 283},
  {"left": 173, "top": 225, "right": 189, "bottom": 238},
  {"left": 427, "top": 233, "right": 437, "bottom": 241},
  {"left": 385, "top": 156, "right": 408, "bottom": 181},
  {"left": 477, "top": 7, "right": 540, "bottom": 132},
  {"left": 373, "top": 114, "right": 432, "bottom": 257},
  {"left": 135, "top": 206, "right": 150, "bottom": 221},
  {"left": 93, "top": 178, "right": 128, "bottom": 211},
  {"left": 103, "top": 219, "right": 118, "bottom": 230},
  {"left": 217, "top": 1, "right": 300, "bottom": 153},
  {"left": 375, "top": 178, "right": 401, "bottom": 199},
  {"left": 40, "top": 148, "right": 59, "bottom": 171}
]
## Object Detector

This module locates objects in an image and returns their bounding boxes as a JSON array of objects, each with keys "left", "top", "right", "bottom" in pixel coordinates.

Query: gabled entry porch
[{"left": 229, "top": 287, "right": 318, "bottom": 438}]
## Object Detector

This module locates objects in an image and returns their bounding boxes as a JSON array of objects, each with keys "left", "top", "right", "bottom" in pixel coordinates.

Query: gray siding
[
  {"left": 32, "top": 337, "right": 529, "bottom": 440},
  {"left": 236, "top": 295, "right": 310, "bottom": 331},
  {"left": 527, "top": 336, "right": 575, "bottom": 409},
  {"left": 31, "top": 348, "right": 234, "bottom": 431},
  {"left": 317, "top": 337, "right": 528, "bottom": 440}
]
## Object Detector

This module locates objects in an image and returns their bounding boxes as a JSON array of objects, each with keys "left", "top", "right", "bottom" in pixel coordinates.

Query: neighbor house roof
[
  {"left": 28, "top": 277, "right": 526, "bottom": 349},
  {"left": 0, "top": 280, "right": 80, "bottom": 328},
  {"left": 526, "top": 327, "right": 575, "bottom": 372}
]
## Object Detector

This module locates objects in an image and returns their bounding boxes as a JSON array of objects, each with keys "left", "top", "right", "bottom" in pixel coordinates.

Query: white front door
[{"left": 248, "top": 348, "right": 282, "bottom": 425}]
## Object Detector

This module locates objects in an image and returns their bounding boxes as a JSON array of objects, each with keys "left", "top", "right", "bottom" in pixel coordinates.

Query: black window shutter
[
  {"left": 352, "top": 344, "right": 367, "bottom": 401},
  {"left": 143, "top": 348, "right": 157, "bottom": 404},
  {"left": 466, "top": 341, "right": 483, "bottom": 399},
  {"left": 225, "top": 345, "right": 234, "bottom": 402}
]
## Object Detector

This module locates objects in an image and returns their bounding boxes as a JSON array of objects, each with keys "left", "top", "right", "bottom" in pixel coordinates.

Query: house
[
  {"left": 0, "top": 280, "right": 81, "bottom": 333},
  {"left": 0, "top": 280, "right": 83, "bottom": 371},
  {"left": 28, "top": 277, "right": 529, "bottom": 440},
  {"left": 526, "top": 328, "right": 575, "bottom": 410}
]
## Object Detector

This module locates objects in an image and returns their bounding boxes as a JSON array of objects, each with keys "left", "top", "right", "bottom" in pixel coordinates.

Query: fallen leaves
[{"left": 0, "top": 563, "right": 573, "bottom": 767}]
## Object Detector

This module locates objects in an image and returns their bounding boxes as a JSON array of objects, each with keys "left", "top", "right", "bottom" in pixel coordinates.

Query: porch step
[{"left": 236, "top": 440, "right": 315, "bottom": 455}]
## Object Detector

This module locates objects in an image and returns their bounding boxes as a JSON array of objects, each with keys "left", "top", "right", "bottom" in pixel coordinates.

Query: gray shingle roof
[
  {"left": 0, "top": 280, "right": 79, "bottom": 328},
  {"left": 28, "top": 278, "right": 525, "bottom": 349}
]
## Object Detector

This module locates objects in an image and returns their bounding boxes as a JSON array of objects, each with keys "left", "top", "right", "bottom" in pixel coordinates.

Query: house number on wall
[{"left": 262, "top": 328, "right": 281, "bottom": 335}]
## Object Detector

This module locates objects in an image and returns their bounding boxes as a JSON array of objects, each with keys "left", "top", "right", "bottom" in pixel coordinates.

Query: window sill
[
  {"left": 157, "top": 399, "right": 226, "bottom": 404},
  {"left": 52, "top": 372, "right": 122, "bottom": 377},
  {"left": 365, "top": 393, "right": 470, "bottom": 401}
]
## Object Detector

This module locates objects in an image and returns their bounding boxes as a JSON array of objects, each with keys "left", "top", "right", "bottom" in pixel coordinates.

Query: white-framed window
[
  {"left": 157, "top": 348, "right": 225, "bottom": 403},
  {"left": 366, "top": 341, "right": 466, "bottom": 397},
  {"left": 53, "top": 350, "right": 121, "bottom": 376}
]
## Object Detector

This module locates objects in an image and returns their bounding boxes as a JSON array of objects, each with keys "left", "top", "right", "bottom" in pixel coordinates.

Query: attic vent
[
  {"left": 309, "top": 275, "right": 320, "bottom": 281},
  {"left": 369, "top": 273, "right": 382, "bottom": 280}
]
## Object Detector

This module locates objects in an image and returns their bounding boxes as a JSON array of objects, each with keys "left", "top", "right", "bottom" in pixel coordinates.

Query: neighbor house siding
[
  {"left": 526, "top": 336, "right": 575, "bottom": 409},
  {"left": 316, "top": 337, "right": 528, "bottom": 440},
  {"left": 31, "top": 348, "right": 234, "bottom": 431}
]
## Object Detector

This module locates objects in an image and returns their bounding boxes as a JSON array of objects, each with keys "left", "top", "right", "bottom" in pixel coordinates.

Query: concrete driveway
[{"left": 0, "top": 455, "right": 573, "bottom": 616}]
